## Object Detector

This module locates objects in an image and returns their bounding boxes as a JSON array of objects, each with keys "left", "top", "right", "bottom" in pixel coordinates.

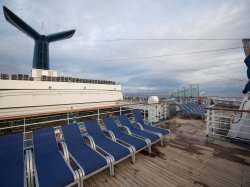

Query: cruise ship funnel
[{"left": 3, "top": 6, "right": 75, "bottom": 70}]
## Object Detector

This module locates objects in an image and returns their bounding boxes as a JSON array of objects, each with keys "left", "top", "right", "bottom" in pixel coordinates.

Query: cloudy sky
[{"left": 0, "top": 0, "right": 249, "bottom": 97}]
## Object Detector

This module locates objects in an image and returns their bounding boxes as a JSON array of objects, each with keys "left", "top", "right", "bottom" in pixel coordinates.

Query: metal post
[
  {"left": 120, "top": 107, "right": 122, "bottom": 115},
  {"left": 190, "top": 84, "right": 192, "bottom": 98},
  {"left": 97, "top": 109, "right": 100, "bottom": 121},
  {"left": 23, "top": 117, "right": 26, "bottom": 134},
  {"left": 177, "top": 89, "right": 179, "bottom": 100},
  {"left": 197, "top": 84, "right": 200, "bottom": 99},
  {"left": 67, "top": 113, "right": 69, "bottom": 124},
  {"left": 166, "top": 103, "right": 169, "bottom": 118},
  {"left": 212, "top": 109, "right": 215, "bottom": 141},
  {"left": 144, "top": 108, "right": 146, "bottom": 120}
]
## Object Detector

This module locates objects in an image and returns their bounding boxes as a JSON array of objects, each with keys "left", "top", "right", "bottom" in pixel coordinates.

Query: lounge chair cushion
[
  {"left": 96, "top": 139, "right": 130, "bottom": 161},
  {"left": 84, "top": 120, "right": 130, "bottom": 161},
  {"left": 62, "top": 124, "right": 108, "bottom": 175},
  {"left": 132, "top": 109, "right": 170, "bottom": 135},
  {"left": 117, "top": 115, "right": 160, "bottom": 142},
  {"left": 33, "top": 128, "right": 75, "bottom": 187},
  {"left": 103, "top": 117, "right": 147, "bottom": 151},
  {"left": 142, "top": 125, "right": 169, "bottom": 136},
  {"left": 0, "top": 133, "right": 24, "bottom": 187}
]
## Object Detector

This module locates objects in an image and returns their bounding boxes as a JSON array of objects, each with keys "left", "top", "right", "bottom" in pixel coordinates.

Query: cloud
[{"left": 0, "top": 0, "right": 249, "bottom": 97}]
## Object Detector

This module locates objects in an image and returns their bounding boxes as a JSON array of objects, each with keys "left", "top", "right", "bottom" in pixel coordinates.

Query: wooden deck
[{"left": 84, "top": 118, "right": 250, "bottom": 187}]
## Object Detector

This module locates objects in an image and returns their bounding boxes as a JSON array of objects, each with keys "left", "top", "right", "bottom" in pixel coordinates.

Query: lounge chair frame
[
  {"left": 84, "top": 120, "right": 135, "bottom": 175},
  {"left": 60, "top": 127, "right": 113, "bottom": 185},
  {"left": 103, "top": 128, "right": 151, "bottom": 159},
  {"left": 103, "top": 119, "right": 152, "bottom": 154},
  {"left": 132, "top": 109, "right": 172, "bottom": 141},
  {"left": 30, "top": 129, "right": 81, "bottom": 187},
  {"left": 117, "top": 115, "right": 163, "bottom": 146}
]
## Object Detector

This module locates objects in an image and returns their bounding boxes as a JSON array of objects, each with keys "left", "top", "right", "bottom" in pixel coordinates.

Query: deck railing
[
  {"left": 0, "top": 104, "right": 169, "bottom": 137},
  {"left": 0, "top": 73, "right": 118, "bottom": 85},
  {"left": 205, "top": 107, "right": 250, "bottom": 142}
]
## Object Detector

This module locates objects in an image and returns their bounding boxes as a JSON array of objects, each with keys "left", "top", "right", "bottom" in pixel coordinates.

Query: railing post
[
  {"left": 120, "top": 107, "right": 122, "bottom": 115},
  {"left": 212, "top": 109, "right": 215, "bottom": 140},
  {"left": 205, "top": 109, "right": 210, "bottom": 135},
  {"left": 144, "top": 107, "right": 146, "bottom": 120},
  {"left": 166, "top": 103, "right": 168, "bottom": 119},
  {"left": 98, "top": 109, "right": 100, "bottom": 121},
  {"left": 23, "top": 117, "right": 26, "bottom": 134},
  {"left": 67, "top": 113, "right": 69, "bottom": 124}
]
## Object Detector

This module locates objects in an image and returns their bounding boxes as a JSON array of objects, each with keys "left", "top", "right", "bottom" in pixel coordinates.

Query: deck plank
[{"left": 83, "top": 118, "right": 250, "bottom": 186}]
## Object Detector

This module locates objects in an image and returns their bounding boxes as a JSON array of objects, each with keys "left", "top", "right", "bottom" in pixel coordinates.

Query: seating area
[
  {"left": 0, "top": 109, "right": 170, "bottom": 186},
  {"left": 177, "top": 102, "right": 206, "bottom": 119},
  {"left": 132, "top": 109, "right": 171, "bottom": 137},
  {"left": 117, "top": 115, "right": 164, "bottom": 146}
]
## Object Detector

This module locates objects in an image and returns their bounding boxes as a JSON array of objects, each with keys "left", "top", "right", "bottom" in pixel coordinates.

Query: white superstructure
[
  {"left": 0, "top": 70, "right": 123, "bottom": 118},
  {"left": 227, "top": 92, "right": 250, "bottom": 140}
]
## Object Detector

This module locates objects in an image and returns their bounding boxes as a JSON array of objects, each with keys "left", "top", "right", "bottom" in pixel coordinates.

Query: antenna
[
  {"left": 41, "top": 21, "right": 44, "bottom": 35},
  {"left": 3, "top": 6, "right": 75, "bottom": 70}
]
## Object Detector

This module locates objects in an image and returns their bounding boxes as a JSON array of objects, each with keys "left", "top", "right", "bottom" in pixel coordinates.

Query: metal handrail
[{"left": 0, "top": 104, "right": 169, "bottom": 135}]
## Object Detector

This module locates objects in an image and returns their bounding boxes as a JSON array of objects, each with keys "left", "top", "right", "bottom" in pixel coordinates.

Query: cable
[
  {"left": 91, "top": 38, "right": 243, "bottom": 41},
  {"left": 96, "top": 47, "right": 243, "bottom": 61},
  {"left": 95, "top": 45, "right": 246, "bottom": 82}
]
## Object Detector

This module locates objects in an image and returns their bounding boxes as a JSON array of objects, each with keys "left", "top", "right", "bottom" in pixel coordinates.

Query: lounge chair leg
[
  {"left": 160, "top": 138, "right": 163, "bottom": 146},
  {"left": 131, "top": 152, "right": 135, "bottom": 164},
  {"left": 148, "top": 146, "right": 151, "bottom": 154},
  {"left": 110, "top": 164, "right": 115, "bottom": 176}
]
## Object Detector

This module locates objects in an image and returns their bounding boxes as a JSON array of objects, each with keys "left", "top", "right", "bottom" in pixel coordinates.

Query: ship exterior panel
[{"left": 0, "top": 80, "right": 123, "bottom": 118}]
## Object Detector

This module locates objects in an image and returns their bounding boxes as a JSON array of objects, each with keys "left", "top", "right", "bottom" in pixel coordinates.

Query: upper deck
[
  {"left": 84, "top": 117, "right": 250, "bottom": 186},
  {"left": 0, "top": 72, "right": 123, "bottom": 118}
]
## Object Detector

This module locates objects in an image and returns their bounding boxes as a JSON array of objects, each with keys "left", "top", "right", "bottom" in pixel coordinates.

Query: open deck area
[{"left": 84, "top": 117, "right": 250, "bottom": 187}]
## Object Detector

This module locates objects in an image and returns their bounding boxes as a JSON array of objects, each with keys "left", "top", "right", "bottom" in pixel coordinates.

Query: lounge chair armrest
[
  {"left": 25, "top": 149, "right": 34, "bottom": 187},
  {"left": 83, "top": 134, "right": 96, "bottom": 150},
  {"left": 103, "top": 130, "right": 116, "bottom": 141},
  {"left": 119, "top": 126, "right": 132, "bottom": 135},
  {"left": 132, "top": 122, "right": 144, "bottom": 130},
  {"left": 144, "top": 120, "right": 153, "bottom": 126},
  {"left": 58, "top": 141, "right": 70, "bottom": 162}
]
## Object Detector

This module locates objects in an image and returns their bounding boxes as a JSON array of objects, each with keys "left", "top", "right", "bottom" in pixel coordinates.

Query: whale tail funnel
[{"left": 3, "top": 6, "right": 75, "bottom": 70}]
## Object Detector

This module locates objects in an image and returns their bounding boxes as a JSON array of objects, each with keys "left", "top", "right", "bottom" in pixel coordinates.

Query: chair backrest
[
  {"left": 178, "top": 104, "right": 187, "bottom": 112},
  {"left": 116, "top": 115, "right": 133, "bottom": 128},
  {"left": 84, "top": 120, "right": 105, "bottom": 141},
  {"left": 61, "top": 124, "right": 85, "bottom": 150},
  {"left": 0, "top": 133, "right": 23, "bottom": 167},
  {"left": 102, "top": 117, "right": 121, "bottom": 134},
  {"left": 132, "top": 109, "right": 145, "bottom": 125},
  {"left": 33, "top": 128, "right": 58, "bottom": 158}
]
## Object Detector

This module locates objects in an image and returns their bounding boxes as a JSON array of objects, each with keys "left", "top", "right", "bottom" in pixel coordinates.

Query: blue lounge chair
[
  {"left": 102, "top": 117, "right": 151, "bottom": 154},
  {"left": 61, "top": 123, "right": 113, "bottom": 180},
  {"left": 132, "top": 109, "right": 171, "bottom": 137},
  {"left": 178, "top": 103, "right": 205, "bottom": 119},
  {"left": 116, "top": 115, "right": 163, "bottom": 146},
  {"left": 0, "top": 133, "right": 26, "bottom": 187},
  {"left": 32, "top": 128, "right": 79, "bottom": 187},
  {"left": 177, "top": 104, "right": 190, "bottom": 117},
  {"left": 84, "top": 120, "right": 134, "bottom": 167}
]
